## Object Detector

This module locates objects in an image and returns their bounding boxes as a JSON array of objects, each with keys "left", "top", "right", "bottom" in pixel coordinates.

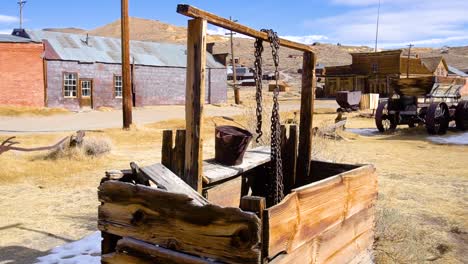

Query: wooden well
[{"left": 98, "top": 4, "right": 378, "bottom": 264}]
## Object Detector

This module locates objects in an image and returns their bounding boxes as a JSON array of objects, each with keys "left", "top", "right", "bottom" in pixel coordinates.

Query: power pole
[
  {"left": 225, "top": 17, "right": 240, "bottom": 104},
  {"left": 406, "top": 44, "right": 414, "bottom": 78},
  {"left": 121, "top": 0, "right": 133, "bottom": 129},
  {"left": 17, "top": 0, "right": 27, "bottom": 29},
  {"left": 374, "top": 0, "right": 381, "bottom": 52}
]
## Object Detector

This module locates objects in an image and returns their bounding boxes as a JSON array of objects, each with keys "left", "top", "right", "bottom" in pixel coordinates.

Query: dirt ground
[{"left": 0, "top": 92, "right": 467, "bottom": 263}]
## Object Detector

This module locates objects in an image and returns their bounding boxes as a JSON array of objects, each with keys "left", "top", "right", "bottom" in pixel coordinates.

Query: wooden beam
[
  {"left": 296, "top": 51, "right": 316, "bottom": 184},
  {"left": 121, "top": 0, "right": 133, "bottom": 129},
  {"left": 177, "top": 5, "right": 314, "bottom": 53},
  {"left": 184, "top": 18, "right": 207, "bottom": 193}
]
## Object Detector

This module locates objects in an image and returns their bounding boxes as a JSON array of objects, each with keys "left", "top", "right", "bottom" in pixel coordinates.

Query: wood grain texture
[
  {"left": 265, "top": 164, "right": 377, "bottom": 258},
  {"left": 102, "top": 237, "right": 222, "bottom": 264},
  {"left": 281, "top": 125, "right": 298, "bottom": 193},
  {"left": 185, "top": 18, "right": 207, "bottom": 193},
  {"left": 98, "top": 181, "right": 262, "bottom": 263},
  {"left": 297, "top": 51, "right": 316, "bottom": 185},
  {"left": 269, "top": 208, "right": 375, "bottom": 264},
  {"left": 203, "top": 146, "right": 270, "bottom": 184},
  {"left": 139, "top": 163, "right": 208, "bottom": 206},
  {"left": 177, "top": 5, "right": 314, "bottom": 53},
  {"left": 204, "top": 176, "right": 242, "bottom": 207}
]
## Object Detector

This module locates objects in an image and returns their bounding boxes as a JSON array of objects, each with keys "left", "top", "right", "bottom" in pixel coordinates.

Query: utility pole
[
  {"left": 406, "top": 44, "right": 414, "bottom": 78},
  {"left": 17, "top": 0, "right": 27, "bottom": 29},
  {"left": 225, "top": 16, "right": 240, "bottom": 104},
  {"left": 121, "top": 0, "right": 133, "bottom": 129},
  {"left": 374, "top": 0, "right": 381, "bottom": 52}
]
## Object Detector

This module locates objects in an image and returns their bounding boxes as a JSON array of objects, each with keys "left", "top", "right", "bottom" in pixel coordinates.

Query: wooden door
[{"left": 79, "top": 79, "right": 93, "bottom": 108}]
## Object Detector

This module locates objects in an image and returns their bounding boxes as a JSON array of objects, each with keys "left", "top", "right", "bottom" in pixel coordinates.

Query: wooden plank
[
  {"left": 264, "top": 165, "right": 377, "bottom": 258},
  {"left": 102, "top": 237, "right": 222, "bottom": 264},
  {"left": 161, "top": 130, "right": 173, "bottom": 169},
  {"left": 269, "top": 208, "right": 375, "bottom": 264},
  {"left": 296, "top": 51, "right": 316, "bottom": 185},
  {"left": 203, "top": 146, "right": 270, "bottom": 184},
  {"left": 204, "top": 176, "right": 242, "bottom": 207},
  {"left": 98, "top": 181, "right": 262, "bottom": 263},
  {"left": 176, "top": 5, "right": 314, "bottom": 53},
  {"left": 139, "top": 163, "right": 209, "bottom": 206},
  {"left": 101, "top": 231, "right": 121, "bottom": 255},
  {"left": 173, "top": 130, "right": 186, "bottom": 177},
  {"left": 184, "top": 18, "right": 207, "bottom": 193},
  {"left": 240, "top": 196, "right": 266, "bottom": 219},
  {"left": 281, "top": 125, "right": 298, "bottom": 193}
]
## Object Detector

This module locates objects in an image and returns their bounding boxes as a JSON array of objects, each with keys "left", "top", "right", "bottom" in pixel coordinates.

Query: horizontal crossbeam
[{"left": 177, "top": 4, "right": 314, "bottom": 53}]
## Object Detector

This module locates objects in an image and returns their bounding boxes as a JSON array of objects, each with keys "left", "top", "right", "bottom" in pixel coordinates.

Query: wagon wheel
[
  {"left": 455, "top": 100, "right": 468, "bottom": 131},
  {"left": 425, "top": 102, "right": 449, "bottom": 135},
  {"left": 375, "top": 102, "right": 397, "bottom": 132}
]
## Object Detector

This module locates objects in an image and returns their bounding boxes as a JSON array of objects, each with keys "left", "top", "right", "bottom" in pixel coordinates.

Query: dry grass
[{"left": 0, "top": 106, "right": 69, "bottom": 117}]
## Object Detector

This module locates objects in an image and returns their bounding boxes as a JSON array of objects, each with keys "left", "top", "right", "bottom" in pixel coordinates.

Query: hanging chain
[
  {"left": 253, "top": 38, "right": 264, "bottom": 143},
  {"left": 262, "top": 29, "right": 284, "bottom": 206}
]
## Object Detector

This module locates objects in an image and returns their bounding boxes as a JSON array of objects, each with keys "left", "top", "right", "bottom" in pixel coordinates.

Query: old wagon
[
  {"left": 376, "top": 76, "right": 468, "bottom": 134},
  {"left": 98, "top": 4, "right": 378, "bottom": 264}
]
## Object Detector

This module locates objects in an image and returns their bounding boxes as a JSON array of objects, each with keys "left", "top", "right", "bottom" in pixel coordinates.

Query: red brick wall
[{"left": 0, "top": 42, "right": 45, "bottom": 107}]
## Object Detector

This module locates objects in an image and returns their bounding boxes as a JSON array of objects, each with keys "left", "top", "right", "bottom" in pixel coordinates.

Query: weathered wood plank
[
  {"left": 269, "top": 208, "right": 375, "bottom": 264},
  {"left": 176, "top": 5, "right": 314, "bottom": 53},
  {"left": 203, "top": 146, "right": 270, "bottom": 184},
  {"left": 265, "top": 165, "right": 377, "bottom": 258},
  {"left": 162, "top": 130, "right": 173, "bottom": 169},
  {"left": 204, "top": 176, "right": 242, "bottom": 207},
  {"left": 281, "top": 125, "right": 298, "bottom": 193},
  {"left": 98, "top": 181, "right": 261, "bottom": 263},
  {"left": 139, "top": 163, "right": 209, "bottom": 206},
  {"left": 184, "top": 18, "right": 207, "bottom": 193},
  {"left": 297, "top": 51, "right": 316, "bottom": 185},
  {"left": 102, "top": 237, "right": 222, "bottom": 264}
]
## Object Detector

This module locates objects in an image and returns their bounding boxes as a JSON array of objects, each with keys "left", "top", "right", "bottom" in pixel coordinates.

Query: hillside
[{"left": 44, "top": 17, "right": 468, "bottom": 71}]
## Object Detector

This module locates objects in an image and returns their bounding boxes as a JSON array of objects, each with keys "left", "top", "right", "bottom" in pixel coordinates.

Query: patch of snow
[
  {"left": 347, "top": 128, "right": 380, "bottom": 137},
  {"left": 427, "top": 132, "right": 468, "bottom": 145},
  {"left": 35, "top": 232, "right": 101, "bottom": 264}
]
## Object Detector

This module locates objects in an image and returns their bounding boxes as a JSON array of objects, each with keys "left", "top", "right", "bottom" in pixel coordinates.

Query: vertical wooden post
[
  {"left": 296, "top": 51, "right": 316, "bottom": 185},
  {"left": 121, "top": 0, "right": 133, "bottom": 129},
  {"left": 184, "top": 18, "right": 207, "bottom": 193}
]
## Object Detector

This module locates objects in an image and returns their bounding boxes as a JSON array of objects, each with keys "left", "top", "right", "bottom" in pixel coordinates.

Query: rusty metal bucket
[{"left": 215, "top": 125, "right": 253, "bottom": 166}]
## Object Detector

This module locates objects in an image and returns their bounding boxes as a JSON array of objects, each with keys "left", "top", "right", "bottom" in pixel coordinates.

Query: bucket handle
[{"left": 211, "top": 116, "right": 248, "bottom": 130}]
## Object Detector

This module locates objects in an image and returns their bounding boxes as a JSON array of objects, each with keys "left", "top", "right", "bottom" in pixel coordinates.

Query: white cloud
[
  {"left": 0, "top": 29, "right": 13, "bottom": 34},
  {"left": 207, "top": 26, "right": 251, "bottom": 39},
  {"left": 307, "top": 0, "right": 468, "bottom": 47},
  {"left": 0, "top": 15, "right": 18, "bottom": 24},
  {"left": 282, "top": 35, "right": 328, "bottom": 44}
]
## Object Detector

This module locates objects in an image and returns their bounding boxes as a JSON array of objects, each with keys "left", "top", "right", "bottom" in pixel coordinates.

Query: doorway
[{"left": 79, "top": 79, "right": 93, "bottom": 108}]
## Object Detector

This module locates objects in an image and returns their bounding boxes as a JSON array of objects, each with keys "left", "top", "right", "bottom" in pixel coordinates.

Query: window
[
  {"left": 114, "top": 75, "right": 122, "bottom": 98},
  {"left": 63, "top": 73, "right": 77, "bottom": 97},
  {"left": 81, "top": 80, "right": 91, "bottom": 97},
  {"left": 371, "top": 63, "right": 378, "bottom": 73}
]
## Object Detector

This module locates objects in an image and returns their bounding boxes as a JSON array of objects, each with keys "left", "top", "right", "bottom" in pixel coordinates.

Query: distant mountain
[{"left": 43, "top": 18, "right": 468, "bottom": 71}]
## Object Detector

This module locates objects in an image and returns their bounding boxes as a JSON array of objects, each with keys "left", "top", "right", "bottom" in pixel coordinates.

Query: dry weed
[{"left": 0, "top": 106, "right": 69, "bottom": 117}]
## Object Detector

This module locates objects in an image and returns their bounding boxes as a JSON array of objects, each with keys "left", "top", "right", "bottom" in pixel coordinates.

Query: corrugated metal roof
[
  {"left": 0, "top": 34, "right": 38, "bottom": 43},
  {"left": 448, "top": 66, "right": 468, "bottom": 77},
  {"left": 25, "top": 30, "right": 225, "bottom": 68}
]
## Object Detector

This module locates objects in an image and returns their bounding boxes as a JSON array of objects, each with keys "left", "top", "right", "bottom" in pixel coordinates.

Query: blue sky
[{"left": 1, "top": 0, "right": 467, "bottom": 48}]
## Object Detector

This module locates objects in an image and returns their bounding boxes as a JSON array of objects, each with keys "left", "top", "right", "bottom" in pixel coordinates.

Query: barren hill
[{"left": 44, "top": 17, "right": 468, "bottom": 71}]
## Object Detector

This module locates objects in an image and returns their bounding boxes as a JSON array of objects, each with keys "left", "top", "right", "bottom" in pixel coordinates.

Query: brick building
[
  {"left": 323, "top": 50, "right": 453, "bottom": 97},
  {"left": 11, "top": 29, "right": 227, "bottom": 110},
  {"left": 0, "top": 34, "right": 45, "bottom": 107}
]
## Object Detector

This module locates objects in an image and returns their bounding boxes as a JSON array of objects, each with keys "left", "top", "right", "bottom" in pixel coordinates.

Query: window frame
[
  {"left": 113, "top": 74, "right": 123, "bottom": 98},
  {"left": 63, "top": 72, "right": 79, "bottom": 98},
  {"left": 79, "top": 79, "right": 93, "bottom": 98}
]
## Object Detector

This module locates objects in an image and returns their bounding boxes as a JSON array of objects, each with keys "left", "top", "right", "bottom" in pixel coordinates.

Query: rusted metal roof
[
  {"left": 0, "top": 34, "right": 39, "bottom": 43},
  {"left": 25, "top": 30, "right": 225, "bottom": 68}
]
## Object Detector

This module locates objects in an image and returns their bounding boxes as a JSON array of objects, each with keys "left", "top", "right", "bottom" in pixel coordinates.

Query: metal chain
[
  {"left": 253, "top": 38, "right": 264, "bottom": 143},
  {"left": 262, "top": 29, "right": 284, "bottom": 206}
]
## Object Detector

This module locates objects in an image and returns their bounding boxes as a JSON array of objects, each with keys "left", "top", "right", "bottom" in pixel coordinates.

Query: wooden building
[
  {"left": 323, "top": 50, "right": 450, "bottom": 97},
  {"left": 9, "top": 29, "right": 227, "bottom": 111}
]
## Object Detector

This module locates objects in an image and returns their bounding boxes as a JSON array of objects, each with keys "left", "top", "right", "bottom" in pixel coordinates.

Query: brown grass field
[{"left": 0, "top": 91, "right": 466, "bottom": 263}]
